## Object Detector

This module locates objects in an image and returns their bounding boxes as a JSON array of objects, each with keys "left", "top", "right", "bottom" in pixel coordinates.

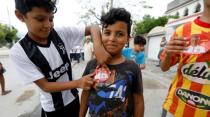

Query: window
[
  {"left": 184, "top": 8, "right": 189, "bottom": 16},
  {"left": 175, "top": 12, "right": 179, "bottom": 17},
  {"left": 195, "top": 3, "right": 201, "bottom": 13}
]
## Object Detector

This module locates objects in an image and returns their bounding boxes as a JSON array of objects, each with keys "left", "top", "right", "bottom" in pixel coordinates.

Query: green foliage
[
  {"left": 133, "top": 15, "right": 179, "bottom": 35},
  {"left": 0, "top": 23, "right": 18, "bottom": 45},
  {"left": 5, "top": 27, "right": 18, "bottom": 43},
  {"left": 0, "top": 24, "right": 7, "bottom": 43}
]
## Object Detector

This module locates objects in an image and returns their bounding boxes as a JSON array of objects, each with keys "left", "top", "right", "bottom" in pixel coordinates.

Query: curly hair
[
  {"left": 101, "top": 8, "right": 132, "bottom": 36},
  {"left": 15, "top": 0, "right": 57, "bottom": 15}
]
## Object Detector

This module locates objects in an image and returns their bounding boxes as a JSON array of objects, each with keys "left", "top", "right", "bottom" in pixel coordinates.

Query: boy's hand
[
  {"left": 77, "top": 73, "right": 95, "bottom": 90},
  {"left": 94, "top": 44, "right": 111, "bottom": 64},
  {"left": 165, "top": 36, "right": 188, "bottom": 55}
]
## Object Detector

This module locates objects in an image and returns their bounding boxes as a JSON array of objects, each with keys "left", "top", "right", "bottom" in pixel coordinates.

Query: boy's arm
[
  {"left": 132, "top": 62, "right": 144, "bottom": 117},
  {"left": 85, "top": 25, "right": 111, "bottom": 64},
  {"left": 79, "top": 90, "right": 91, "bottom": 117},
  {"left": 137, "top": 53, "right": 145, "bottom": 69},
  {"left": 160, "top": 52, "right": 172, "bottom": 71},
  {"left": 34, "top": 73, "right": 95, "bottom": 92},
  {"left": 133, "top": 93, "right": 144, "bottom": 117}
]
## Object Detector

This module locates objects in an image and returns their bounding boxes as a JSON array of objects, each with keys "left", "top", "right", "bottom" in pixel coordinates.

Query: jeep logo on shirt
[
  {"left": 181, "top": 62, "right": 210, "bottom": 84},
  {"left": 176, "top": 88, "right": 210, "bottom": 110},
  {"left": 49, "top": 63, "right": 70, "bottom": 80}
]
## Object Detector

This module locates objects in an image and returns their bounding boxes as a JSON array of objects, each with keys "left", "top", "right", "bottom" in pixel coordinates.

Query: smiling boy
[{"left": 80, "top": 8, "right": 144, "bottom": 117}]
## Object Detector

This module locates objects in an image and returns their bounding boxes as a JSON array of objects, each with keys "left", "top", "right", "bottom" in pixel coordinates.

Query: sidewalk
[
  {"left": 0, "top": 48, "right": 40, "bottom": 117},
  {"left": 0, "top": 47, "right": 10, "bottom": 56}
]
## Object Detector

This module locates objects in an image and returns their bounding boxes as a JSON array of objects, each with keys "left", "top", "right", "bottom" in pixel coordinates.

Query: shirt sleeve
[
  {"left": 122, "top": 48, "right": 130, "bottom": 59},
  {"left": 55, "top": 26, "right": 85, "bottom": 53},
  {"left": 82, "top": 59, "right": 97, "bottom": 77},
  {"left": 131, "top": 62, "right": 143, "bottom": 94},
  {"left": 10, "top": 43, "right": 44, "bottom": 85},
  {"left": 135, "top": 52, "right": 145, "bottom": 64}
]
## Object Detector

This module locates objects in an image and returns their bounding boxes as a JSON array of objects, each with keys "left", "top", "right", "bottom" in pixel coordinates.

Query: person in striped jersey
[{"left": 161, "top": 0, "right": 210, "bottom": 117}]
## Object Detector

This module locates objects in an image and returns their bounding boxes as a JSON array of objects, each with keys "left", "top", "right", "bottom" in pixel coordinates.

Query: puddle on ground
[
  {"left": 16, "top": 90, "right": 35, "bottom": 103},
  {"left": 143, "top": 78, "right": 166, "bottom": 89}
]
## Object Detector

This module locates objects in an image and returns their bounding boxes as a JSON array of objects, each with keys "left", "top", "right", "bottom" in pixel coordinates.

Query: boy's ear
[{"left": 15, "top": 10, "right": 25, "bottom": 22}]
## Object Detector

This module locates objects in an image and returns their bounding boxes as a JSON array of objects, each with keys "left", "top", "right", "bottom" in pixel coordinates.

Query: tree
[
  {"left": 77, "top": 0, "right": 152, "bottom": 25},
  {"left": 133, "top": 15, "right": 179, "bottom": 35},
  {"left": 5, "top": 27, "right": 18, "bottom": 43},
  {"left": 0, "top": 23, "right": 18, "bottom": 46}
]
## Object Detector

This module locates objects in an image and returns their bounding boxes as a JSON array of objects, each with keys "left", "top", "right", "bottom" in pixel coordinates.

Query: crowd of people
[{"left": 0, "top": 0, "right": 209, "bottom": 117}]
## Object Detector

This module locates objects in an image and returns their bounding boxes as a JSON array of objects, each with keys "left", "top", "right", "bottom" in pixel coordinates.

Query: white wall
[
  {"left": 167, "top": 0, "right": 203, "bottom": 17},
  {"left": 147, "top": 35, "right": 163, "bottom": 60}
]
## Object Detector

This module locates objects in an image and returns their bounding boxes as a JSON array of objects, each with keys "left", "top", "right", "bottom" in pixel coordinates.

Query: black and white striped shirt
[{"left": 10, "top": 26, "right": 84, "bottom": 112}]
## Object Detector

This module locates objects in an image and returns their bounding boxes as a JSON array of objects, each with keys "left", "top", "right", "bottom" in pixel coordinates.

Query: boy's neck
[
  {"left": 28, "top": 33, "right": 48, "bottom": 45},
  {"left": 107, "top": 54, "right": 125, "bottom": 65},
  {"left": 201, "top": 6, "right": 210, "bottom": 24}
]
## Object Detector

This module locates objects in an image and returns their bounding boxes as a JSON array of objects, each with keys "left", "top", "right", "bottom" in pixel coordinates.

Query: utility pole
[
  {"left": 6, "top": 1, "right": 12, "bottom": 29},
  {"left": 110, "top": 0, "right": 114, "bottom": 10}
]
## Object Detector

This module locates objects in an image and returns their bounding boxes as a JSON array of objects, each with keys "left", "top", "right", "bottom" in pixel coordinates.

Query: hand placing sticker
[
  {"left": 93, "top": 64, "right": 111, "bottom": 89},
  {"left": 94, "top": 66, "right": 111, "bottom": 83}
]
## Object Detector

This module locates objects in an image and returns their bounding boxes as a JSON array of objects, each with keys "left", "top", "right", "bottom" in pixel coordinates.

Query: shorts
[
  {"left": 0, "top": 67, "right": 5, "bottom": 74},
  {"left": 41, "top": 97, "right": 80, "bottom": 117}
]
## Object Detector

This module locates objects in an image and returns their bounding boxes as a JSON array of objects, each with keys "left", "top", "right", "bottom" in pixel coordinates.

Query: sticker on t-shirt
[
  {"left": 183, "top": 33, "right": 210, "bottom": 54},
  {"left": 94, "top": 67, "right": 111, "bottom": 83},
  {"left": 94, "top": 67, "right": 116, "bottom": 88}
]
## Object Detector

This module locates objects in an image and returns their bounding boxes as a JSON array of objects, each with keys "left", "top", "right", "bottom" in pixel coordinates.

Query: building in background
[
  {"left": 147, "top": 26, "right": 166, "bottom": 60},
  {"left": 165, "top": 0, "right": 203, "bottom": 41},
  {"left": 146, "top": 0, "right": 203, "bottom": 60}
]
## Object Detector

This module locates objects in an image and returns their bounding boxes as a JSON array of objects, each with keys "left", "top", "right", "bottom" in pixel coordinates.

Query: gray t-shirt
[{"left": 83, "top": 59, "right": 143, "bottom": 116}]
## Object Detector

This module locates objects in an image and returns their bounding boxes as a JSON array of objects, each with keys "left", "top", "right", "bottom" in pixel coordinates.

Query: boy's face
[
  {"left": 16, "top": 7, "right": 54, "bottom": 40},
  {"left": 134, "top": 44, "right": 144, "bottom": 52},
  {"left": 102, "top": 21, "right": 129, "bottom": 56}
]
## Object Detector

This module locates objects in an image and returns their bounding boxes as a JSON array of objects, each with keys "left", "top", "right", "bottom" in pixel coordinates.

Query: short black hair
[
  {"left": 134, "top": 35, "right": 146, "bottom": 45},
  {"left": 15, "top": 0, "right": 57, "bottom": 15},
  {"left": 101, "top": 8, "right": 132, "bottom": 36}
]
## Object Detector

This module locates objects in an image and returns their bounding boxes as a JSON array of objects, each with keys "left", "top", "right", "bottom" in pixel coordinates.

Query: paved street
[
  {"left": 0, "top": 52, "right": 177, "bottom": 117},
  {"left": 0, "top": 55, "right": 40, "bottom": 117}
]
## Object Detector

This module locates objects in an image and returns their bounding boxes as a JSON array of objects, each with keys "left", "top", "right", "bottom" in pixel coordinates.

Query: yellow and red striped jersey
[{"left": 161, "top": 17, "right": 210, "bottom": 117}]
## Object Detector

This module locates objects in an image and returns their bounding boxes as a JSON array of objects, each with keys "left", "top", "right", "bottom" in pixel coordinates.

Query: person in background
[
  {"left": 122, "top": 35, "right": 146, "bottom": 69},
  {"left": 84, "top": 36, "right": 94, "bottom": 62},
  {"left": 156, "top": 36, "right": 167, "bottom": 67},
  {"left": 0, "top": 62, "right": 11, "bottom": 95},
  {"left": 74, "top": 45, "right": 82, "bottom": 63}
]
